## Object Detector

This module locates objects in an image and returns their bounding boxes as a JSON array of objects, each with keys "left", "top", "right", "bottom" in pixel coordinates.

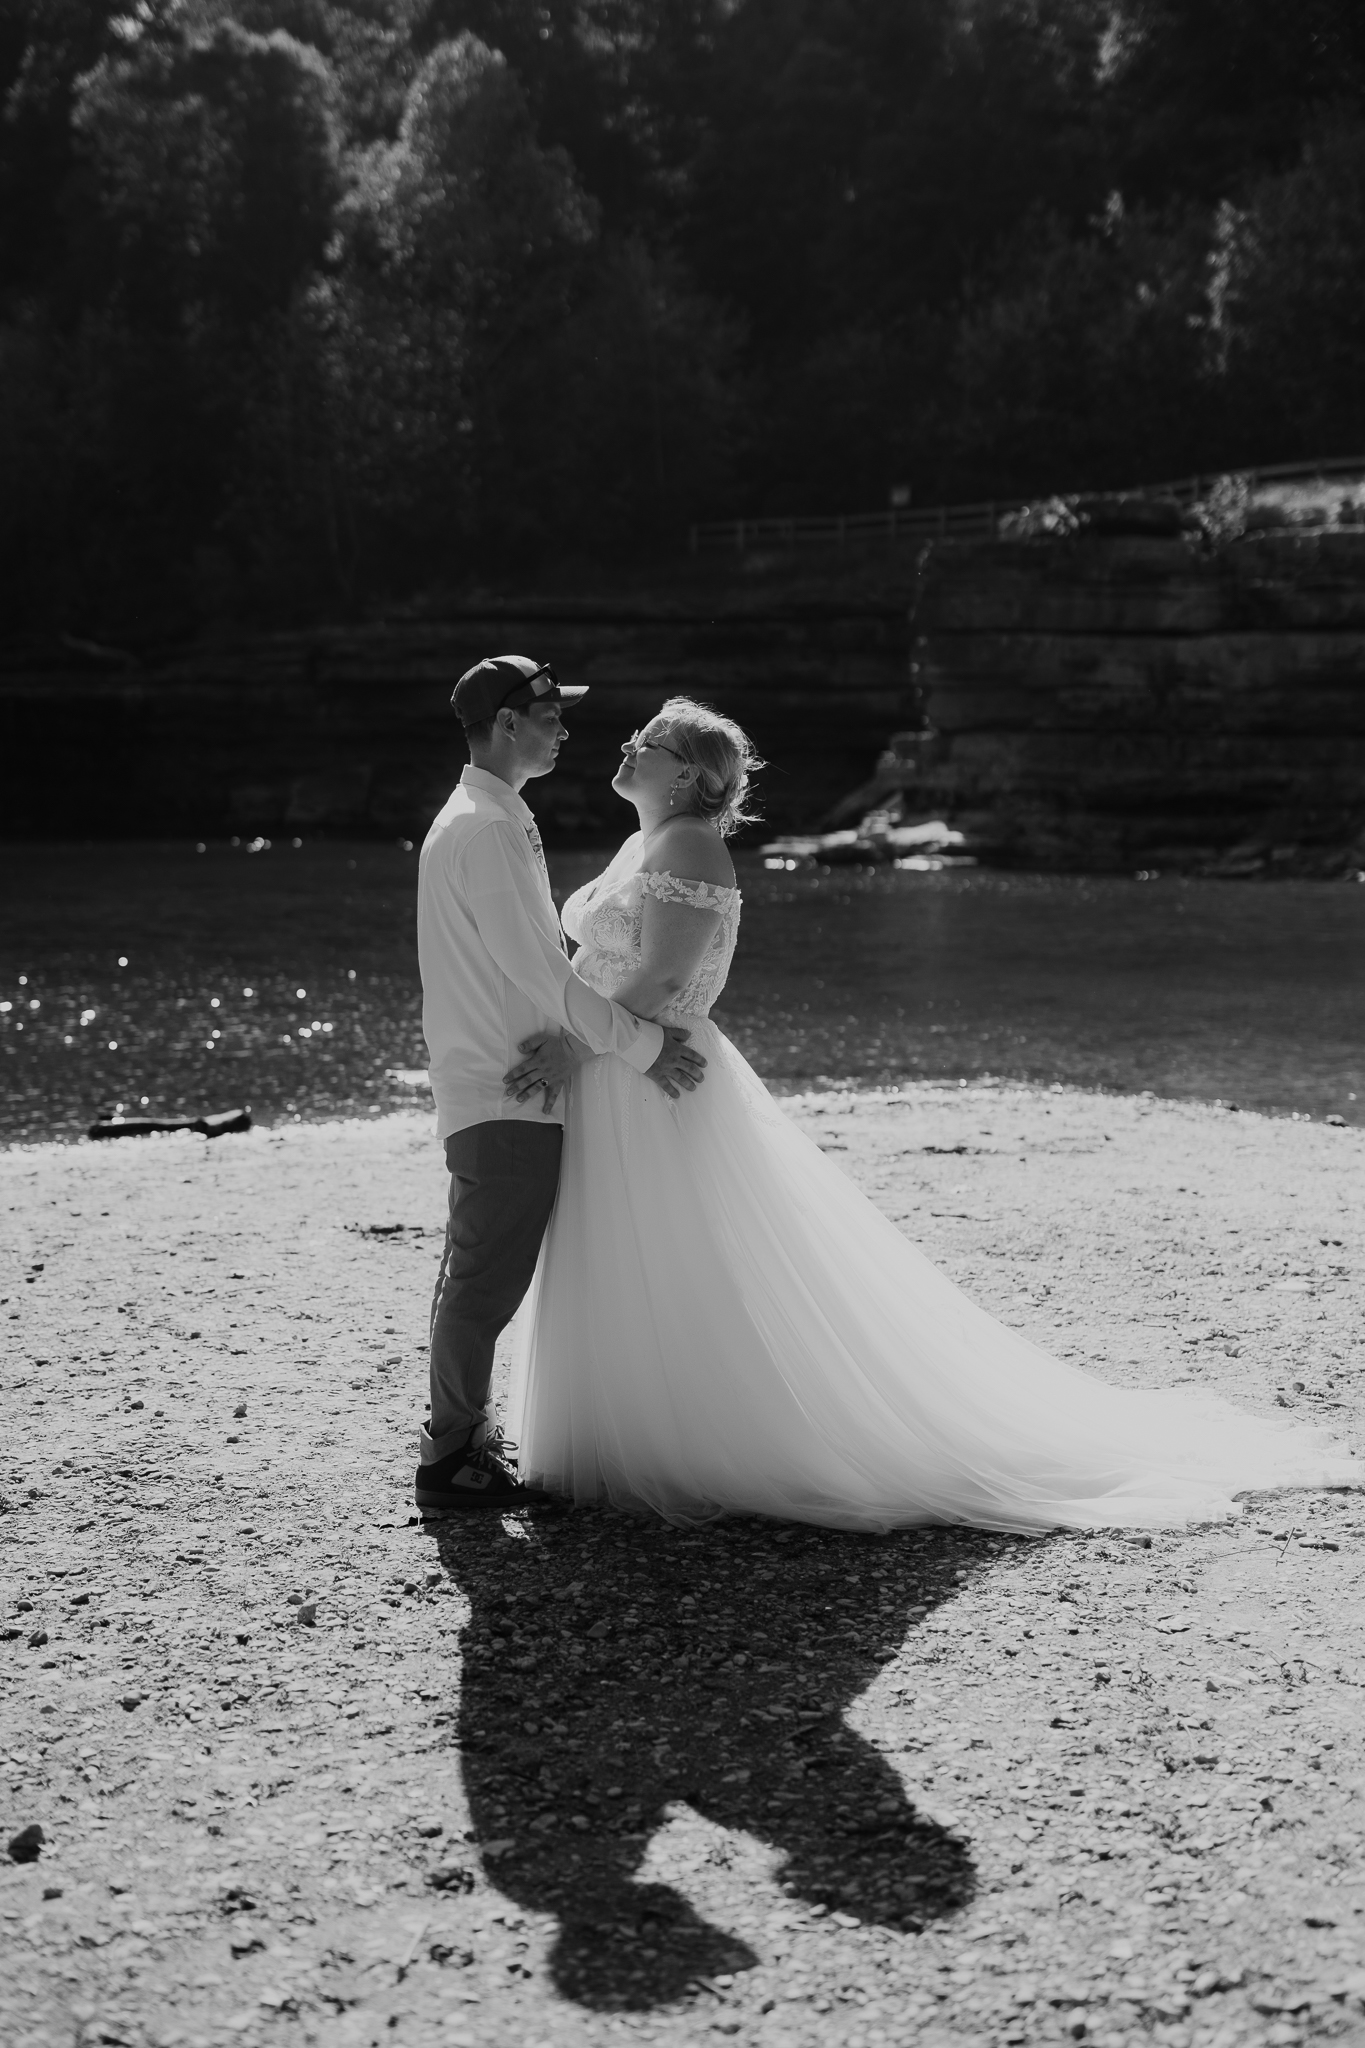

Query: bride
[{"left": 504, "top": 698, "right": 1355, "bottom": 1532}]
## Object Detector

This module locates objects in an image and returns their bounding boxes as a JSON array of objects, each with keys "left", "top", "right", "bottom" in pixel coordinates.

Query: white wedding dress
[{"left": 511, "top": 836, "right": 1356, "bottom": 1532}]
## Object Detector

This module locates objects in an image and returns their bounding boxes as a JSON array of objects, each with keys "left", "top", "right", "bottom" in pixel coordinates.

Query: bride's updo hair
[{"left": 652, "top": 696, "right": 763, "bottom": 839}]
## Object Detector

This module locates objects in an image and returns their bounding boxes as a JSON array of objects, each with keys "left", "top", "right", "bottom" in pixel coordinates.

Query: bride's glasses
[{"left": 622, "top": 730, "right": 687, "bottom": 763}]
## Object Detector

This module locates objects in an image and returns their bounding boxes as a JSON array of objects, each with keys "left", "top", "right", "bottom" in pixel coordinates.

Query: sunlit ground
[{"left": 1, "top": 840, "right": 1363, "bottom": 1144}]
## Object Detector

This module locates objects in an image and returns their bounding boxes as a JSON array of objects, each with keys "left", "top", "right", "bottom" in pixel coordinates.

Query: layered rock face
[
  {"left": 903, "top": 532, "right": 1365, "bottom": 871},
  {"left": 7, "top": 534, "right": 1364, "bottom": 866},
  {"left": 0, "top": 595, "right": 912, "bottom": 841}
]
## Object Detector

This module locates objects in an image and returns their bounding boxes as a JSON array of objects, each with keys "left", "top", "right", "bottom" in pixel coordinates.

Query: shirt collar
[{"left": 460, "top": 764, "right": 534, "bottom": 830}]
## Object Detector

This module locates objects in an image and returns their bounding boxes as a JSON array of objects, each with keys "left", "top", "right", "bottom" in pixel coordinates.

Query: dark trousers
[{"left": 422, "top": 1119, "right": 563, "bottom": 1461}]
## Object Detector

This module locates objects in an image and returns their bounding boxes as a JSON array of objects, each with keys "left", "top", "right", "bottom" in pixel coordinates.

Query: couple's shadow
[{"left": 423, "top": 1505, "right": 980, "bottom": 2011}]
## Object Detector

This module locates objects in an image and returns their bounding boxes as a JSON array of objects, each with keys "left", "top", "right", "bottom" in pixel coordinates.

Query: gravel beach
[{"left": 3, "top": 1082, "right": 1364, "bottom": 2048}]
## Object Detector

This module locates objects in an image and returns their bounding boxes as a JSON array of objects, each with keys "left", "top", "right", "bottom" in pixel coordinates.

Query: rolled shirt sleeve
[{"left": 464, "top": 822, "right": 665, "bottom": 1072}]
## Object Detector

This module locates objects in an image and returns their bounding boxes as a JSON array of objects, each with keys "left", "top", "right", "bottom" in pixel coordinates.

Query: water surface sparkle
[{"left": 1, "top": 843, "right": 1360, "bottom": 1144}]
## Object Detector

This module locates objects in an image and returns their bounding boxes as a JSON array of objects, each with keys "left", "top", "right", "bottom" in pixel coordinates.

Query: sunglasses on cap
[
  {"left": 502, "top": 663, "right": 589, "bottom": 712},
  {"left": 505, "top": 662, "right": 559, "bottom": 704}
]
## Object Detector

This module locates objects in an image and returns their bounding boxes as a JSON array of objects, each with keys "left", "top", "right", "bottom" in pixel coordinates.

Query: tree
[
  {"left": 1102, "top": 0, "right": 1365, "bottom": 204},
  {"left": 71, "top": 18, "right": 342, "bottom": 328},
  {"left": 0, "top": 19, "right": 346, "bottom": 632},
  {"left": 334, "top": 31, "right": 737, "bottom": 560},
  {"left": 0, "top": 0, "right": 180, "bottom": 298},
  {"left": 411, "top": 0, "right": 733, "bottom": 234},
  {"left": 940, "top": 198, "right": 1219, "bottom": 495},
  {"left": 10, "top": 0, "right": 1365, "bottom": 634},
  {"left": 1210, "top": 121, "right": 1365, "bottom": 456},
  {"left": 332, "top": 32, "right": 594, "bottom": 561}
]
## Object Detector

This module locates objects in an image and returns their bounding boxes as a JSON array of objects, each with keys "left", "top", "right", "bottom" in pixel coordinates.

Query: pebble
[{"left": 7, "top": 1823, "right": 45, "bottom": 1862}]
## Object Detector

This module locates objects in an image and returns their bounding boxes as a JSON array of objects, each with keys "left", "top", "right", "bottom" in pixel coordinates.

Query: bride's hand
[{"left": 503, "top": 1032, "right": 579, "bottom": 1114}]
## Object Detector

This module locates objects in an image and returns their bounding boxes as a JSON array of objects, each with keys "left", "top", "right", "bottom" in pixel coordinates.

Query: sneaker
[{"left": 414, "top": 1436, "right": 535, "bottom": 1513}]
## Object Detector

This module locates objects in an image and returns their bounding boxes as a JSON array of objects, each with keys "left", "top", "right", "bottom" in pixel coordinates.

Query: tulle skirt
[{"left": 511, "top": 1021, "right": 1356, "bottom": 1532}]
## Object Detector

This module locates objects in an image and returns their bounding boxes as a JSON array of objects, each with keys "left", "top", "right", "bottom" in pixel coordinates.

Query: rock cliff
[
  {"left": 0, "top": 581, "right": 915, "bottom": 841},
  {"left": 896, "top": 531, "right": 1365, "bottom": 872},
  {"left": 7, "top": 532, "right": 1364, "bottom": 870}
]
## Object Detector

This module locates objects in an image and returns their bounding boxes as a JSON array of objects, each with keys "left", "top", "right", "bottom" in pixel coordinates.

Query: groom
[{"left": 414, "top": 654, "right": 706, "bottom": 1513}]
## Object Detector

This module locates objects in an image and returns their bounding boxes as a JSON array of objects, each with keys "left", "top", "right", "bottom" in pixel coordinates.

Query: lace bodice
[{"left": 561, "top": 834, "right": 741, "bottom": 1021}]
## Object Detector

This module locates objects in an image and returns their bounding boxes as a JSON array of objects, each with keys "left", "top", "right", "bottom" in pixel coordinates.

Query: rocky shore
[{"left": 3, "top": 1085, "right": 1364, "bottom": 2048}]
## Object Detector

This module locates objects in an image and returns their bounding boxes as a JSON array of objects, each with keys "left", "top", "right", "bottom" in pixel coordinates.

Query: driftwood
[{"left": 88, "top": 1109, "right": 252, "bottom": 1141}]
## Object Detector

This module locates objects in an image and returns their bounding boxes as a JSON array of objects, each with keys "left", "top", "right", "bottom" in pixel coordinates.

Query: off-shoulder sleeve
[{"left": 639, "top": 869, "right": 740, "bottom": 913}]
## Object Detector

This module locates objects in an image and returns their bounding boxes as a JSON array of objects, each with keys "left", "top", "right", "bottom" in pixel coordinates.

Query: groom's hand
[
  {"left": 647, "top": 1024, "right": 707, "bottom": 1100},
  {"left": 503, "top": 1031, "right": 576, "bottom": 1114}
]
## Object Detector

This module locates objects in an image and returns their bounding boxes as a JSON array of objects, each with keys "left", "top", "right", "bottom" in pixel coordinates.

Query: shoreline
[{"left": 1, "top": 1068, "right": 1355, "bottom": 1158}]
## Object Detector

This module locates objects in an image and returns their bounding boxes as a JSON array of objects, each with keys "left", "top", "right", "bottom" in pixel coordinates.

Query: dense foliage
[{"left": 4, "top": 0, "right": 1365, "bottom": 632}]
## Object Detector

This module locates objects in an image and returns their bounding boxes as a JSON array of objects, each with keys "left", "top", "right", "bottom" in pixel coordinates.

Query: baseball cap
[{"left": 451, "top": 654, "right": 587, "bottom": 727}]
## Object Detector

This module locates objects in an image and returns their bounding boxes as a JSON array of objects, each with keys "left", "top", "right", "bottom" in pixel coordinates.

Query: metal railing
[{"left": 686, "top": 454, "right": 1365, "bottom": 554}]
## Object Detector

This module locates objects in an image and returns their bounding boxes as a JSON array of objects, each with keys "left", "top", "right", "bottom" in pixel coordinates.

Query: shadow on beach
[{"left": 421, "top": 1505, "right": 980, "bottom": 2011}]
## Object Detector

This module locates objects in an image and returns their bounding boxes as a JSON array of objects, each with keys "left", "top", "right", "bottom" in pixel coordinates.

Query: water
[
  {"left": 718, "top": 862, "right": 1365, "bottom": 1121},
  {"left": 1, "top": 842, "right": 1361, "bottom": 1145}
]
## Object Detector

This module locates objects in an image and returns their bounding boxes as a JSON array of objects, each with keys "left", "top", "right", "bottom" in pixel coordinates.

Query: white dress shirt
[{"left": 418, "top": 766, "right": 666, "bottom": 1139}]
